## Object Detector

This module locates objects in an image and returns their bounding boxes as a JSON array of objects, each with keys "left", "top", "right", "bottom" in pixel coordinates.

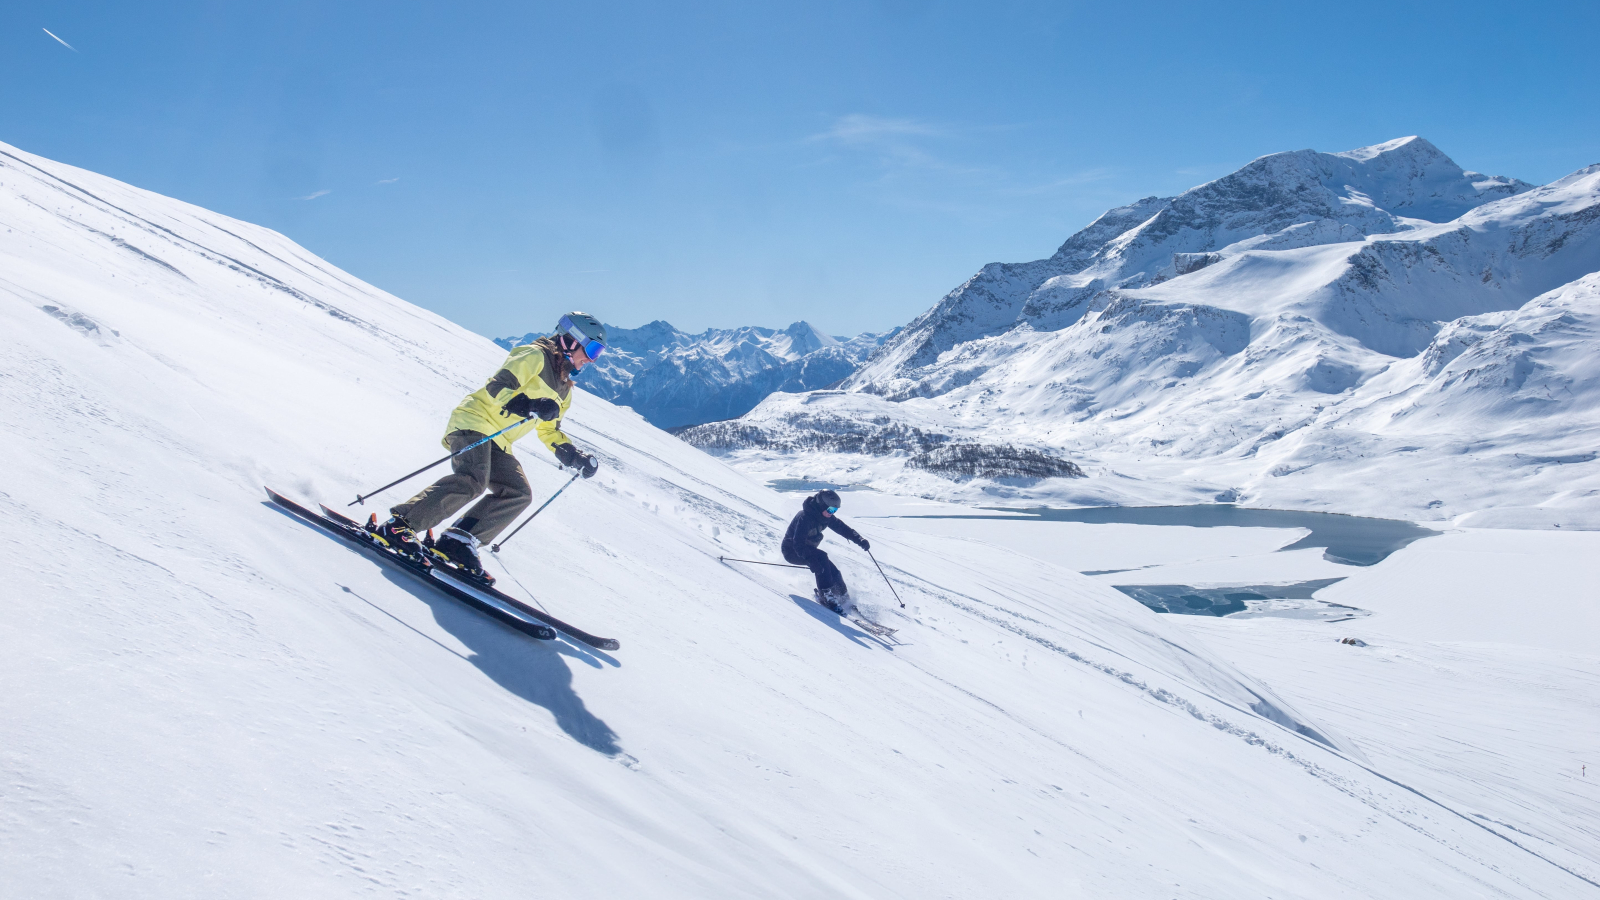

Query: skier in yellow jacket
[{"left": 374, "top": 312, "right": 607, "bottom": 579}]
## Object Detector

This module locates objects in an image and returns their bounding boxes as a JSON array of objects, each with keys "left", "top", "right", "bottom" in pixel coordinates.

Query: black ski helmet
[
  {"left": 554, "top": 312, "right": 607, "bottom": 358},
  {"left": 814, "top": 489, "right": 841, "bottom": 510}
]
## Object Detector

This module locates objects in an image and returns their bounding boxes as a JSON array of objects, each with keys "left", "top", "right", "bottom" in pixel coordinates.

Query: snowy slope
[
  {"left": 865, "top": 507, "right": 1600, "bottom": 888},
  {"left": 3, "top": 140, "right": 1597, "bottom": 898},
  {"left": 693, "top": 142, "right": 1599, "bottom": 522},
  {"left": 497, "top": 320, "right": 886, "bottom": 428},
  {"left": 1174, "top": 527, "right": 1600, "bottom": 888}
]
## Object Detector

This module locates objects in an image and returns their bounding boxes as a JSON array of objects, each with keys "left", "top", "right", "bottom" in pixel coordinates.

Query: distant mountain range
[
  {"left": 495, "top": 321, "right": 888, "bottom": 429},
  {"left": 683, "top": 137, "right": 1600, "bottom": 524}
]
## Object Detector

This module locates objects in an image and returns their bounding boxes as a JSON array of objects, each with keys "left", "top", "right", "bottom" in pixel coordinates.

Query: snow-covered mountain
[
  {"left": 850, "top": 136, "right": 1534, "bottom": 390},
  {"left": 496, "top": 320, "right": 887, "bottom": 428},
  {"left": 689, "top": 139, "right": 1600, "bottom": 524},
  {"left": 11, "top": 138, "right": 1597, "bottom": 897}
]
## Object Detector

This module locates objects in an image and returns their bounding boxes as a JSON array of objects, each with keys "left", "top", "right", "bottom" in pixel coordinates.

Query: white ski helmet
[{"left": 555, "top": 312, "right": 607, "bottom": 360}]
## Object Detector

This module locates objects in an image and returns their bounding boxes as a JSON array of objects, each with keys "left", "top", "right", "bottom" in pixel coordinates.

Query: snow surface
[
  {"left": 864, "top": 503, "right": 1600, "bottom": 889},
  {"left": 4, "top": 139, "right": 1599, "bottom": 898},
  {"left": 1312, "top": 528, "right": 1600, "bottom": 654},
  {"left": 692, "top": 139, "right": 1600, "bottom": 523},
  {"left": 1179, "top": 593, "right": 1600, "bottom": 891}
]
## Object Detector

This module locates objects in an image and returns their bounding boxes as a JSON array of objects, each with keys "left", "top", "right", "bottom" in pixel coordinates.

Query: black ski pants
[{"left": 782, "top": 541, "right": 847, "bottom": 596}]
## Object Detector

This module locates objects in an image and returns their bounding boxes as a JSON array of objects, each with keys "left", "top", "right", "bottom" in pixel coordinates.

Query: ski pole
[
  {"left": 866, "top": 549, "right": 906, "bottom": 608},
  {"left": 719, "top": 556, "right": 808, "bottom": 569},
  {"left": 490, "top": 471, "right": 581, "bottom": 553},
  {"left": 349, "top": 416, "right": 534, "bottom": 506}
]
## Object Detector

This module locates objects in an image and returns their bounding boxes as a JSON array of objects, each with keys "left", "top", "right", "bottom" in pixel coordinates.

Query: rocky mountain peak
[
  {"left": 1335, "top": 134, "right": 1437, "bottom": 162},
  {"left": 848, "top": 137, "right": 1537, "bottom": 393}
]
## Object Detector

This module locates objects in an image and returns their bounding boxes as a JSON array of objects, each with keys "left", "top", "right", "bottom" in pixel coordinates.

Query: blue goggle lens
[
  {"left": 826, "top": 505, "right": 839, "bottom": 514},
  {"left": 558, "top": 316, "right": 606, "bottom": 360}
]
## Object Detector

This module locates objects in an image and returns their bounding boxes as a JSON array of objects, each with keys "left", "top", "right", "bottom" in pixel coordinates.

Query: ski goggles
[
  {"left": 558, "top": 316, "right": 607, "bottom": 360},
  {"left": 825, "top": 505, "right": 839, "bottom": 515}
]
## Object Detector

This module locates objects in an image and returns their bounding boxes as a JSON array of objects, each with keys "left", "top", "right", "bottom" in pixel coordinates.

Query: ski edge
[
  {"left": 265, "top": 487, "right": 558, "bottom": 642},
  {"left": 317, "top": 502, "right": 622, "bottom": 653}
]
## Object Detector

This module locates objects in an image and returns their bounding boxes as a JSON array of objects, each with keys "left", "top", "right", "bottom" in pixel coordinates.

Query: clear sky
[{"left": 4, "top": 1, "right": 1596, "bottom": 339}]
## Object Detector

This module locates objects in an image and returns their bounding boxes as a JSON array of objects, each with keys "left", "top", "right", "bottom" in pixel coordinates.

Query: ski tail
[
  {"left": 265, "top": 487, "right": 558, "bottom": 642},
  {"left": 847, "top": 614, "right": 898, "bottom": 638}
]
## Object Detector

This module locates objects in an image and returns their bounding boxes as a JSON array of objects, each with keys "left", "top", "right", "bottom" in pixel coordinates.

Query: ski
[
  {"left": 314, "top": 502, "right": 622, "bottom": 653},
  {"left": 846, "top": 614, "right": 898, "bottom": 638},
  {"left": 819, "top": 592, "right": 899, "bottom": 638},
  {"left": 725, "top": 557, "right": 900, "bottom": 640},
  {"left": 265, "top": 487, "right": 558, "bottom": 643}
]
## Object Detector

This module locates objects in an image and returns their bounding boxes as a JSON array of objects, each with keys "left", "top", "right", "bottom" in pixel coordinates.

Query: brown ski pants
[{"left": 389, "top": 430, "right": 532, "bottom": 541}]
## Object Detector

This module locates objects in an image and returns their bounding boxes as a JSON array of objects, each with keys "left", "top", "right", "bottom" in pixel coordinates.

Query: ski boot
[
  {"left": 814, "top": 587, "right": 850, "bottom": 615},
  {"left": 370, "top": 515, "right": 424, "bottom": 559},
  {"left": 430, "top": 526, "right": 494, "bottom": 584}
]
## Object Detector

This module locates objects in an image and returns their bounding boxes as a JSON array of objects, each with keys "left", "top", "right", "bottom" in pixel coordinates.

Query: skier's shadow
[
  {"left": 263, "top": 499, "right": 622, "bottom": 755},
  {"left": 367, "top": 567, "right": 624, "bottom": 757},
  {"left": 789, "top": 594, "right": 878, "bottom": 649}
]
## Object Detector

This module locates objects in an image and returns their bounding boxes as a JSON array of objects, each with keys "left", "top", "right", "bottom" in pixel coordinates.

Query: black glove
[
  {"left": 553, "top": 442, "right": 599, "bottom": 478},
  {"left": 857, "top": 537, "right": 871, "bottom": 551},
  {"left": 503, "top": 394, "right": 560, "bottom": 421}
]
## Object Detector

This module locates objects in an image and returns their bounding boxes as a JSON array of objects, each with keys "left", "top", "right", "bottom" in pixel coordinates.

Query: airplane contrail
[{"left": 43, "top": 28, "right": 76, "bottom": 51}]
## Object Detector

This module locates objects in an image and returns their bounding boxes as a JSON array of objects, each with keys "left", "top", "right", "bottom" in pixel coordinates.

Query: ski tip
[{"left": 599, "top": 638, "right": 621, "bottom": 651}]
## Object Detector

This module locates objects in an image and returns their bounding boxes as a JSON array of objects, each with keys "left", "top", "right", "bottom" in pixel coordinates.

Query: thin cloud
[
  {"left": 810, "top": 114, "right": 943, "bottom": 145},
  {"left": 804, "top": 112, "right": 1113, "bottom": 213},
  {"left": 1007, "top": 168, "right": 1121, "bottom": 196},
  {"left": 300, "top": 189, "right": 332, "bottom": 201},
  {"left": 1054, "top": 167, "right": 1118, "bottom": 186},
  {"left": 375, "top": 177, "right": 400, "bottom": 185},
  {"left": 42, "top": 28, "right": 76, "bottom": 51},
  {"left": 805, "top": 113, "right": 971, "bottom": 177}
]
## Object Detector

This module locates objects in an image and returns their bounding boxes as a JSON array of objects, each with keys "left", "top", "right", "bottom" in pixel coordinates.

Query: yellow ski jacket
[{"left": 444, "top": 339, "right": 575, "bottom": 454}]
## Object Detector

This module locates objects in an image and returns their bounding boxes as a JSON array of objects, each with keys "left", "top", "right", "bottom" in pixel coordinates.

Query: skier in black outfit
[{"left": 781, "top": 489, "right": 870, "bottom": 614}]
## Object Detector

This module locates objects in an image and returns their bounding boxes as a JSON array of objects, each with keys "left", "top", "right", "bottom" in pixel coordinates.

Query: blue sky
[{"left": 4, "top": 1, "right": 1596, "bottom": 339}]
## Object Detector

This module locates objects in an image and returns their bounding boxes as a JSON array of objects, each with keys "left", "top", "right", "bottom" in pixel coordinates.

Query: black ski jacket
[{"left": 782, "top": 494, "right": 865, "bottom": 554}]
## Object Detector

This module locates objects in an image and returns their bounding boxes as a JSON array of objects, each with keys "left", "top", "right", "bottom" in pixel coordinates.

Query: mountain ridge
[
  {"left": 848, "top": 136, "right": 1536, "bottom": 394},
  {"left": 496, "top": 319, "right": 888, "bottom": 428}
]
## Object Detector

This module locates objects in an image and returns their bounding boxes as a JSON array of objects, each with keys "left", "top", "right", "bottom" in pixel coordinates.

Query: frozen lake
[
  {"left": 857, "top": 501, "right": 1440, "bottom": 620},
  {"left": 932, "top": 505, "right": 1438, "bottom": 567},
  {"left": 1111, "top": 578, "right": 1366, "bottom": 620}
]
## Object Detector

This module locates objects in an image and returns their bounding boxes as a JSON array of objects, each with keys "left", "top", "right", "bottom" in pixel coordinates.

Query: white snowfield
[
  {"left": 3, "top": 140, "right": 1598, "bottom": 898},
  {"left": 715, "top": 139, "right": 1600, "bottom": 524}
]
